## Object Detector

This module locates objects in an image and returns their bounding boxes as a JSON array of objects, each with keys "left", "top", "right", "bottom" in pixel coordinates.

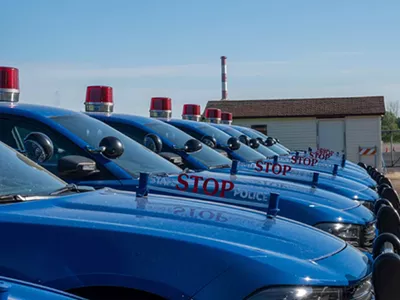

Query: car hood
[
  {"left": 236, "top": 163, "right": 379, "bottom": 201},
  {"left": 266, "top": 157, "right": 376, "bottom": 186},
  {"left": 1, "top": 188, "right": 347, "bottom": 262},
  {"left": 159, "top": 170, "right": 361, "bottom": 211}
]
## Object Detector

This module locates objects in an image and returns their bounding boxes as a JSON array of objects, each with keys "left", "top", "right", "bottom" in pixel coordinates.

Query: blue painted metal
[
  {"left": 0, "top": 140, "right": 375, "bottom": 299},
  {"left": 0, "top": 277, "right": 85, "bottom": 300},
  {"left": 230, "top": 160, "right": 238, "bottom": 175},
  {"left": 232, "top": 124, "right": 367, "bottom": 172},
  {"left": 213, "top": 122, "right": 376, "bottom": 186},
  {"left": 86, "top": 113, "right": 378, "bottom": 204},
  {"left": 0, "top": 104, "right": 378, "bottom": 252}
]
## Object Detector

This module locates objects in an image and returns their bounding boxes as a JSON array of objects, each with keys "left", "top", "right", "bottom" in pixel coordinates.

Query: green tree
[{"left": 382, "top": 111, "right": 400, "bottom": 142}]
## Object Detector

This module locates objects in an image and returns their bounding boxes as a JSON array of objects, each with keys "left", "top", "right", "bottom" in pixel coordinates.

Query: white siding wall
[
  {"left": 345, "top": 116, "right": 382, "bottom": 170},
  {"left": 233, "top": 117, "right": 317, "bottom": 151}
]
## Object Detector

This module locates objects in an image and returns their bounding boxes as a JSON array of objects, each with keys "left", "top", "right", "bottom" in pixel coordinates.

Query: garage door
[{"left": 317, "top": 119, "right": 345, "bottom": 153}]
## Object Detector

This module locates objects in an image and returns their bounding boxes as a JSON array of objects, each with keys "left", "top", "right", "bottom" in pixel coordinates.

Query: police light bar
[
  {"left": 0, "top": 66, "right": 20, "bottom": 103},
  {"left": 150, "top": 97, "right": 172, "bottom": 119},
  {"left": 84, "top": 85, "right": 114, "bottom": 113},
  {"left": 204, "top": 108, "right": 222, "bottom": 124},
  {"left": 221, "top": 112, "right": 233, "bottom": 125},
  {"left": 182, "top": 104, "right": 201, "bottom": 121}
]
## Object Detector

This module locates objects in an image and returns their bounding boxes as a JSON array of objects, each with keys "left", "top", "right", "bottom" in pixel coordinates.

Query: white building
[{"left": 205, "top": 96, "right": 385, "bottom": 169}]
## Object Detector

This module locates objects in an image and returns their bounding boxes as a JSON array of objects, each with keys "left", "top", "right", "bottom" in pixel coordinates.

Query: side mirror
[
  {"left": 227, "top": 137, "right": 241, "bottom": 151},
  {"left": 184, "top": 139, "right": 202, "bottom": 153},
  {"left": 249, "top": 138, "right": 260, "bottom": 149},
  {"left": 266, "top": 137, "right": 274, "bottom": 147},
  {"left": 99, "top": 136, "right": 124, "bottom": 159},
  {"left": 144, "top": 133, "right": 163, "bottom": 154},
  {"left": 201, "top": 136, "right": 217, "bottom": 148},
  {"left": 58, "top": 155, "right": 99, "bottom": 179},
  {"left": 23, "top": 132, "right": 54, "bottom": 163},
  {"left": 238, "top": 135, "right": 249, "bottom": 145}
]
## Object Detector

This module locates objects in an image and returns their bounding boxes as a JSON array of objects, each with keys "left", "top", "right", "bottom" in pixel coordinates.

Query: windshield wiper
[
  {"left": 0, "top": 194, "right": 26, "bottom": 203},
  {"left": 49, "top": 184, "right": 95, "bottom": 196}
]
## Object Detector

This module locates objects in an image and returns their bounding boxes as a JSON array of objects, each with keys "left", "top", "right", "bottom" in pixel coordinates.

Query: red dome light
[
  {"left": 84, "top": 85, "right": 114, "bottom": 113},
  {"left": 0, "top": 66, "right": 20, "bottom": 102},
  {"left": 221, "top": 112, "right": 233, "bottom": 124},
  {"left": 182, "top": 104, "right": 201, "bottom": 121},
  {"left": 86, "top": 86, "right": 113, "bottom": 103},
  {"left": 150, "top": 97, "right": 172, "bottom": 111},
  {"left": 221, "top": 112, "right": 232, "bottom": 121},
  {"left": 150, "top": 97, "right": 172, "bottom": 119},
  {"left": 204, "top": 108, "right": 222, "bottom": 123}
]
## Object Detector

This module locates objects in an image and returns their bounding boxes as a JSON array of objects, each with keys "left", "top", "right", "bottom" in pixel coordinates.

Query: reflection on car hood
[
  {"left": 1, "top": 188, "right": 346, "bottom": 262},
  {"left": 149, "top": 171, "right": 362, "bottom": 211},
  {"left": 235, "top": 163, "right": 379, "bottom": 201}
]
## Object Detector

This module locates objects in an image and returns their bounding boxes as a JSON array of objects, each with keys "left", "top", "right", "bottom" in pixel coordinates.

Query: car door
[{"left": 0, "top": 115, "right": 123, "bottom": 190}]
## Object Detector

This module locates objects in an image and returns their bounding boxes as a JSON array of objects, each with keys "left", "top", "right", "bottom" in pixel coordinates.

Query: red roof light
[
  {"left": 182, "top": 104, "right": 201, "bottom": 116},
  {"left": 0, "top": 67, "right": 19, "bottom": 90},
  {"left": 221, "top": 112, "right": 232, "bottom": 121},
  {"left": 204, "top": 108, "right": 222, "bottom": 119},
  {"left": 86, "top": 86, "right": 113, "bottom": 103},
  {"left": 150, "top": 97, "right": 172, "bottom": 111}
]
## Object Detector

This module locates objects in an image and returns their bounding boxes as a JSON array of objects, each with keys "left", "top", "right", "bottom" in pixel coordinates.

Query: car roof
[
  {"left": 89, "top": 112, "right": 158, "bottom": 126},
  {"left": 0, "top": 102, "right": 80, "bottom": 118}
]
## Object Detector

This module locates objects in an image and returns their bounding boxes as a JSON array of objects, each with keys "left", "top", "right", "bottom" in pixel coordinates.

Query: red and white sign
[{"left": 359, "top": 147, "right": 377, "bottom": 156}]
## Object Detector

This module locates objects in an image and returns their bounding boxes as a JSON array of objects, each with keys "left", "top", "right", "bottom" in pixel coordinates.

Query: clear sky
[{"left": 1, "top": 0, "right": 399, "bottom": 117}]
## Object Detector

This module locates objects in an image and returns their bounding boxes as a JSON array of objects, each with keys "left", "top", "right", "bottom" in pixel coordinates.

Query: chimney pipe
[{"left": 221, "top": 56, "right": 228, "bottom": 100}]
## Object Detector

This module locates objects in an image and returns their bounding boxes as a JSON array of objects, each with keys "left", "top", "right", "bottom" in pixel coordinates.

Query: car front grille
[
  {"left": 360, "top": 222, "right": 376, "bottom": 251},
  {"left": 344, "top": 277, "right": 374, "bottom": 300}
]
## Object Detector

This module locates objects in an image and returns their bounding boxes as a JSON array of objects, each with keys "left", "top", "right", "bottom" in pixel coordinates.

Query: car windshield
[
  {"left": 144, "top": 121, "right": 232, "bottom": 169},
  {"left": 214, "top": 125, "right": 279, "bottom": 157},
  {"left": 51, "top": 114, "right": 182, "bottom": 178},
  {"left": 235, "top": 126, "right": 290, "bottom": 155},
  {"left": 0, "top": 142, "right": 66, "bottom": 197},
  {"left": 191, "top": 123, "right": 266, "bottom": 162}
]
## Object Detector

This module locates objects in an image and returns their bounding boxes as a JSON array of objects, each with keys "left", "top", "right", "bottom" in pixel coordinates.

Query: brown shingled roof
[{"left": 205, "top": 96, "right": 385, "bottom": 119}]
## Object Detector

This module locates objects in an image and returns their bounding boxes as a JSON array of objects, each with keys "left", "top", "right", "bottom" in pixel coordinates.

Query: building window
[{"left": 251, "top": 125, "right": 267, "bottom": 135}]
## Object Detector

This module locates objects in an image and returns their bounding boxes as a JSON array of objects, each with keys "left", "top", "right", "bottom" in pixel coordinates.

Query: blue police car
[
  {"left": 209, "top": 121, "right": 375, "bottom": 186},
  {"left": 228, "top": 121, "right": 366, "bottom": 172},
  {"left": 166, "top": 107, "right": 377, "bottom": 188},
  {"left": 222, "top": 120, "right": 372, "bottom": 178},
  {"left": 232, "top": 124, "right": 391, "bottom": 190},
  {"left": 2, "top": 138, "right": 398, "bottom": 300},
  {"left": 0, "top": 276, "right": 86, "bottom": 300},
  {"left": 0, "top": 73, "right": 391, "bottom": 252},
  {"left": 86, "top": 99, "right": 381, "bottom": 210}
]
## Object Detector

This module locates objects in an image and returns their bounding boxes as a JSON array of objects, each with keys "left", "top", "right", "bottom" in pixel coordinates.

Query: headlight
[
  {"left": 315, "top": 223, "right": 361, "bottom": 247},
  {"left": 246, "top": 286, "right": 342, "bottom": 299},
  {"left": 247, "top": 279, "right": 373, "bottom": 300}
]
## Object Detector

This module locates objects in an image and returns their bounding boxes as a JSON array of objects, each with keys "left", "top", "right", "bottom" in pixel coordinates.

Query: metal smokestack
[{"left": 221, "top": 56, "right": 228, "bottom": 100}]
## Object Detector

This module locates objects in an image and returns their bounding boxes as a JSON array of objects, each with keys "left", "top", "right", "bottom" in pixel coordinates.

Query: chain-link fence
[{"left": 382, "top": 130, "right": 400, "bottom": 168}]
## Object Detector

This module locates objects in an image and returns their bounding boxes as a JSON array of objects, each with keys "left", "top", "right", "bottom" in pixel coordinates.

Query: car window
[
  {"left": 0, "top": 141, "right": 66, "bottom": 197},
  {"left": 173, "top": 122, "right": 266, "bottom": 162},
  {"left": 0, "top": 117, "right": 117, "bottom": 181},
  {"left": 234, "top": 126, "right": 290, "bottom": 155},
  {"left": 105, "top": 121, "right": 148, "bottom": 144},
  {"left": 50, "top": 114, "right": 182, "bottom": 177},
  {"left": 144, "top": 122, "right": 232, "bottom": 169}
]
